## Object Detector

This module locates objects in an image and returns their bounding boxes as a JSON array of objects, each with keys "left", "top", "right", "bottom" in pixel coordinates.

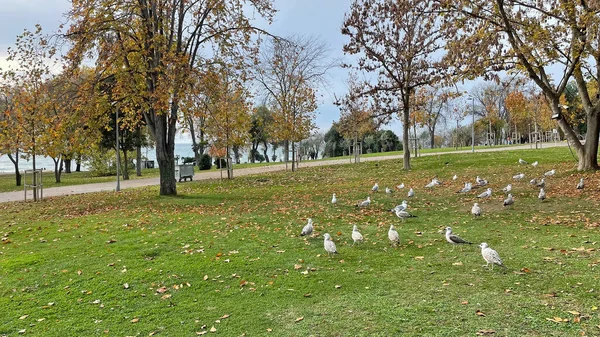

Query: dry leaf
[
  {"left": 210, "top": 326, "right": 217, "bottom": 332},
  {"left": 294, "top": 264, "right": 302, "bottom": 270},
  {"left": 266, "top": 328, "right": 273, "bottom": 332},
  {"left": 131, "top": 318, "right": 139, "bottom": 323},
  {"left": 567, "top": 310, "right": 580, "bottom": 316},
  {"left": 335, "top": 285, "right": 342, "bottom": 289},
  {"left": 196, "top": 331, "right": 207, "bottom": 335},
  {"left": 240, "top": 280, "right": 248, "bottom": 287},
  {"left": 19, "top": 315, "right": 28, "bottom": 320},
  {"left": 220, "top": 314, "right": 230, "bottom": 319},
  {"left": 123, "top": 283, "right": 129, "bottom": 289},
  {"left": 304, "top": 293, "right": 312, "bottom": 297},
  {"left": 520, "top": 267, "right": 531, "bottom": 273},
  {"left": 461, "top": 301, "right": 468, "bottom": 305},
  {"left": 216, "top": 252, "right": 223, "bottom": 257},
  {"left": 476, "top": 310, "right": 486, "bottom": 317},
  {"left": 161, "top": 294, "right": 172, "bottom": 300},
  {"left": 476, "top": 329, "right": 496, "bottom": 335},
  {"left": 414, "top": 256, "right": 425, "bottom": 260},
  {"left": 452, "top": 262, "right": 463, "bottom": 266},
  {"left": 295, "top": 316, "right": 304, "bottom": 323},
  {"left": 203, "top": 275, "right": 208, "bottom": 281},
  {"left": 156, "top": 287, "right": 168, "bottom": 293}
]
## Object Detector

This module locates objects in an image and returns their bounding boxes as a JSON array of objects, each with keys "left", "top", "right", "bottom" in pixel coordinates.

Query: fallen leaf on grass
[
  {"left": 294, "top": 264, "right": 302, "bottom": 270},
  {"left": 295, "top": 317, "right": 304, "bottom": 323},
  {"left": 452, "top": 262, "right": 463, "bottom": 266},
  {"left": 476, "top": 329, "right": 496, "bottom": 335},
  {"left": 461, "top": 301, "right": 468, "bottom": 305},
  {"left": 567, "top": 310, "right": 580, "bottom": 316},
  {"left": 240, "top": 280, "right": 248, "bottom": 287},
  {"left": 414, "top": 256, "right": 425, "bottom": 260},
  {"left": 210, "top": 326, "right": 217, "bottom": 332},
  {"left": 131, "top": 318, "right": 139, "bottom": 323},
  {"left": 546, "top": 317, "right": 568, "bottom": 323},
  {"left": 106, "top": 239, "right": 116, "bottom": 244},
  {"left": 220, "top": 314, "right": 230, "bottom": 319},
  {"left": 161, "top": 294, "right": 171, "bottom": 300},
  {"left": 196, "top": 331, "right": 207, "bottom": 335},
  {"left": 335, "top": 285, "right": 342, "bottom": 289},
  {"left": 476, "top": 310, "right": 486, "bottom": 317},
  {"left": 123, "top": 283, "right": 129, "bottom": 289},
  {"left": 520, "top": 268, "right": 531, "bottom": 273},
  {"left": 156, "top": 287, "right": 168, "bottom": 294},
  {"left": 266, "top": 328, "right": 273, "bottom": 332},
  {"left": 19, "top": 315, "right": 28, "bottom": 320}
]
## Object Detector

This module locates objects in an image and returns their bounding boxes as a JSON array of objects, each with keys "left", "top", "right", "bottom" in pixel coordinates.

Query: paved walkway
[{"left": 0, "top": 142, "right": 568, "bottom": 203}]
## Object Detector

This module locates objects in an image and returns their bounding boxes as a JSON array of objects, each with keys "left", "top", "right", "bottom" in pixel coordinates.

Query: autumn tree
[
  {"left": 255, "top": 35, "right": 334, "bottom": 172},
  {"left": 411, "top": 86, "right": 458, "bottom": 148},
  {"left": 66, "top": 0, "right": 275, "bottom": 195},
  {"left": 201, "top": 67, "right": 252, "bottom": 179},
  {"left": 441, "top": 1, "right": 600, "bottom": 170},
  {"left": 0, "top": 85, "right": 22, "bottom": 186},
  {"left": 1, "top": 25, "right": 57, "bottom": 198},
  {"left": 335, "top": 73, "right": 377, "bottom": 162},
  {"left": 248, "top": 106, "right": 273, "bottom": 163},
  {"left": 342, "top": 0, "right": 449, "bottom": 170}
]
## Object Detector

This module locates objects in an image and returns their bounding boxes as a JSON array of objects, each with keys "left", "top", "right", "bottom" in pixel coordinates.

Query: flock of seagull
[{"left": 301, "top": 157, "right": 587, "bottom": 270}]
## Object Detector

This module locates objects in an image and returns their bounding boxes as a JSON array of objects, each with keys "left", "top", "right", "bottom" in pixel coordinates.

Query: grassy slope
[{"left": 1, "top": 147, "right": 599, "bottom": 336}]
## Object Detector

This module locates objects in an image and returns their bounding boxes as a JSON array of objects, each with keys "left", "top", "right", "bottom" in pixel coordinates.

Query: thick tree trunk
[
  {"left": 152, "top": 114, "right": 177, "bottom": 195},
  {"left": 7, "top": 153, "right": 21, "bottom": 186},
  {"left": 64, "top": 158, "right": 72, "bottom": 173},
  {"left": 578, "top": 111, "right": 600, "bottom": 170}
]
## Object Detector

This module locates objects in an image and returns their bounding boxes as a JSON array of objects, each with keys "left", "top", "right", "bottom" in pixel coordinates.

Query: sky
[{"left": 0, "top": 0, "right": 366, "bottom": 139}]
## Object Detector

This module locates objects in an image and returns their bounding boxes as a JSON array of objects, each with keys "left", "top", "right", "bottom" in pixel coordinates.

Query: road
[{"left": 0, "top": 142, "right": 568, "bottom": 203}]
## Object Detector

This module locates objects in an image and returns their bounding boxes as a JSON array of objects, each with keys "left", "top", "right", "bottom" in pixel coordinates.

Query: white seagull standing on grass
[
  {"left": 531, "top": 161, "right": 538, "bottom": 167},
  {"left": 538, "top": 188, "right": 546, "bottom": 201},
  {"left": 372, "top": 183, "right": 379, "bottom": 192},
  {"left": 357, "top": 196, "right": 371, "bottom": 208},
  {"left": 471, "top": 203, "right": 481, "bottom": 217},
  {"left": 331, "top": 193, "right": 337, "bottom": 205},
  {"left": 385, "top": 187, "right": 393, "bottom": 194},
  {"left": 519, "top": 158, "right": 528, "bottom": 164},
  {"left": 396, "top": 183, "right": 405, "bottom": 189},
  {"left": 477, "top": 188, "right": 492, "bottom": 198},
  {"left": 300, "top": 218, "right": 313, "bottom": 237},
  {"left": 452, "top": 174, "right": 458, "bottom": 181},
  {"left": 479, "top": 242, "right": 506, "bottom": 270},
  {"left": 513, "top": 173, "right": 525, "bottom": 180},
  {"left": 388, "top": 225, "right": 400, "bottom": 246},
  {"left": 395, "top": 208, "right": 416, "bottom": 221},
  {"left": 577, "top": 178, "right": 585, "bottom": 190},
  {"left": 407, "top": 188, "right": 415, "bottom": 198},
  {"left": 323, "top": 233, "right": 338, "bottom": 256},
  {"left": 445, "top": 227, "right": 472, "bottom": 249},
  {"left": 502, "top": 184, "right": 512, "bottom": 193},
  {"left": 503, "top": 194, "right": 514, "bottom": 207},
  {"left": 536, "top": 178, "right": 545, "bottom": 188},
  {"left": 545, "top": 169, "right": 556, "bottom": 177},
  {"left": 391, "top": 200, "right": 408, "bottom": 213},
  {"left": 457, "top": 182, "right": 472, "bottom": 193},
  {"left": 351, "top": 225, "right": 363, "bottom": 246}
]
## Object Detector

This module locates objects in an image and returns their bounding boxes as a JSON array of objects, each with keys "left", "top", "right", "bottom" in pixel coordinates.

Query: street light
[{"left": 469, "top": 96, "right": 475, "bottom": 153}]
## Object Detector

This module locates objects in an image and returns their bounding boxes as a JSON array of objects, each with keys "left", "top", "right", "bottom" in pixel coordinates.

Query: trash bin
[
  {"left": 143, "top": 160, "right": 155, "bottom": 169},
  {"left": 175, "top": 164, "right": 194, "bottom": 182}
]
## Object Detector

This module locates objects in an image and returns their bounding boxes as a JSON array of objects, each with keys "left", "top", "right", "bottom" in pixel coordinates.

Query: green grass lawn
[{"left": 1, "top": 147, "right": 599, "bottom": 336}]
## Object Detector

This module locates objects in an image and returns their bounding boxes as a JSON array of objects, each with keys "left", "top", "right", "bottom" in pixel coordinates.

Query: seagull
[
  {"left": 503, "top": 194, "right": 514, "bottom": 207},
  {"left": 531, "top": 161, "right": 538, "bottom": 167},
  {"left": 385, "top": 187, "right": 393, "bottom": 194},
  {"left": 513, "top": 173, "right": 525, "bottom": 180},
  {"left": 388, "top": 225, "right": 400, "bottom": 246},
  {"left": 502, "top": 184, "right": 512, "bottom": 193},
  {"left": 538, "top": 188, "right": 546, "bottom": 201},
  {"left": 476, "top": 176, "right": 485, "bottom": 185},
  {"left": 457, "top": 182, "right": 472, "bottom": 193},
  {"left": 300, "top": 218, "right": 313, "bottom": 237},
  {"left": 452, "top": 174, "right": 458, "bottom": 181},
  {"left": 479, "top": 242, "right": 506, "bottom": 270},
  {"left": 471, "top": 203, "right": 481, "bottom": 217},
  {"left": 478, "top": 179, "right": 488, "bottom": 187},
  {"left": 425, "top": 178, "right": 441, "bottom": 188},
  {"left": 536, "top": 178, "right": 545, "bottom": 188},
  {"left": 477, "top": 188, "right": 492, "bottom": 198},
  {"left": 577, "top": 178, "right": 584, "bottom": 190},
  {"left": 323, "top": 233, "right": 338, "bottom": 256},
  {"left": 544, "top": 169, "right": 556, "bottom": 177},
  {"left": 395, "top": 208, "right": 416, "bottom": 221},
  {"left": 396, "top": 183, "right": 405, "bottom": 189},
  {"left": 351, "top": 225, "right": 363, "bottom": 246},
  {"left": 529, "top": 178, "right": 537, "bottom": 185},
  {"left": 407, "top": 188, "right": 415, "bottom": 198},
  {"left": 519, "top": 158, "right": 528, "bottom": 164},
  {"left": 357, "top": 196, "right": 371, "bottom": 208},
  {"left": 372, "top": 183, "right": 379, "bottom": 192},
  {"left": 391, "top": 200, "right": 408, "bottom": 213},
  {"left": 331, "top": 193, "right": 337, "bottom": 205},
  {"left": 445, "top": 227, "right": 472, "bottom": 249}
]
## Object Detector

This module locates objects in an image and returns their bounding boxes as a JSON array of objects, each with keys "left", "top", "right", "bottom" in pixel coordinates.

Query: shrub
[
  {"left": 199, "top": 154, "right": 212, "bottom": 170},
  {"left": 214, "top": 158, "right": 227, "bottom": 169}
]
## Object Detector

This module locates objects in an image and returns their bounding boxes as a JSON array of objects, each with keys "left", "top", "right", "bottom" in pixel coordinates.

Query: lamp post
[
  {"left": 115, "top": 103, "right": 121, "bottom": 192},
  {"left": 469, "top": 96, "right": 475, "bottom": 153}
]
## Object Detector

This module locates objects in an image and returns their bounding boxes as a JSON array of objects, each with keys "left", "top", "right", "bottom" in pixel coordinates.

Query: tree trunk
[
  {"left": 136, "top": 144, "right": 142, "bottom": 176},
  {"left": 64, "top": 158, "right": 72, "bottom": 173},
  {"left": 429, "top": 126, "right": 435, "bottom": 149},
  {"left": 7, "top": 153, "right": 21, "bottom": 186},
  {"left": 263, "top": 142, "right": 270, "bottom": 163},
  {"left": 151, "top": 113, "right": 177, "bottom": 195},
  {"left": 76, "top": 155, "right": 82, "bottom": 172},
  {"left": 578, "top": 111, "right": 600, "bottom": 170},
  {"left": 53, "top": 157, "right": 63, "bottom": 183},
  {"left": 403, "top": 108, "right": 411, "bottom": 170},
  {"left": 122, "top": 149, "right": 130, "bottom": 180}
]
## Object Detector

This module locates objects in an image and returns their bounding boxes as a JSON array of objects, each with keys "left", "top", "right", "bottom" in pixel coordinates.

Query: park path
[{"left": 0, "top": 142, "right": 568, "bottom": 203}]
